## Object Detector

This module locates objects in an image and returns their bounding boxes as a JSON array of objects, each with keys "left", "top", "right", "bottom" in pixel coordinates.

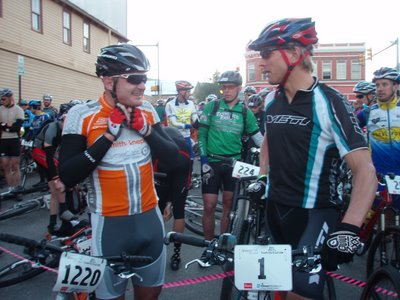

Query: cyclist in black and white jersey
[{"left": 248, "top": 18, "right": 377, "bottom": 299}]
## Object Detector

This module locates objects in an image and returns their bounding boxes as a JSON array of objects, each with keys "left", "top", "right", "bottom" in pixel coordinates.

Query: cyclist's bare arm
[
  {"left": 342, "top": 149, "right": 377, "bottom": 227},
  {"left": 258, "top": 133, "right": 269, "bottom": 175}
]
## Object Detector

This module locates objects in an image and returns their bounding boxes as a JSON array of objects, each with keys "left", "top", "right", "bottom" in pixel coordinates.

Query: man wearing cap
[
  {"left": 42, "top": 93, "right": 58, "bottom": 121},
  {"left": 165, "top": 80, "right": 198, "bottom": 166},
  {"left": 0, "top": 88, "right": 25, "bottom": 193}
]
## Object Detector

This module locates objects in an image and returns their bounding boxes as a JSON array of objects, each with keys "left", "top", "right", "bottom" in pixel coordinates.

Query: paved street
[{"left": 0, "top": 176, "right": 369, "bottom": 299}]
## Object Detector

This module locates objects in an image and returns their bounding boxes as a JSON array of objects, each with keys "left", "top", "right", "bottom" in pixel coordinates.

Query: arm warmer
[
  {"left": 145, "top": 123, "right": 179, "bottom": 169},
  {"left": 6, "top": 119, "right": 23, "bottom": 133},
  {"left": 44, "top": 146, "right": 58, "bottom": 179},
  {"left": 59, "top": 134, "right": 113, "bottom": 188}
]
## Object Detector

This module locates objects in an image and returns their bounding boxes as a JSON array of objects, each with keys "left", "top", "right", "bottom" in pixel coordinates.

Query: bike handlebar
[{"left": 164, "top": 232, "right": 211, "bottom": 248}]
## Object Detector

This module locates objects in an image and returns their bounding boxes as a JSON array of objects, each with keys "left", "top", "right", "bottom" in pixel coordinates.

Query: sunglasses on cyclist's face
[
  {"left": 260, "top": 48, "right": 284, "bottom": 59},
  {"left": 115, "top": 73, "right": 147, "bottom": 85},
  {"left": 355, "top": 94, "right": 365, "bottom": 99}
]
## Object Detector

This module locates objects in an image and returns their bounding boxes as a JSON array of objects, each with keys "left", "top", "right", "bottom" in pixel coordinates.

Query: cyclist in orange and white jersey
[{"left": 58, "top": 44, "right": 178, "bottom": 300}]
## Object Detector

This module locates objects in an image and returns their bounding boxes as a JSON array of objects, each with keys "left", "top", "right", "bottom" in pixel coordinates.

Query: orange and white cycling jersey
[{"left": 62, "top": 94, "right": 160, "bottom": 217}]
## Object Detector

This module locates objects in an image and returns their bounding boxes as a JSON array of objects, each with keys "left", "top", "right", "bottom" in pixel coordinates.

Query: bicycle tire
[
  {"left": 0, "top": 233, "right": 63, "bottom": 287},
  {"left": 19, "top": 155, "right": 31, "bottom": 188},
  {"left": 360, "top": 266, "right": 400, "bottom": 300},
  {"left": 0, "top": 198, "right": 43, "bottom": 221},
  {"left": 366, "top": 226, "right": 400, "bottom": 277},
  {"left": 231, "top": 198, "right": 250, "bottom": 244}
]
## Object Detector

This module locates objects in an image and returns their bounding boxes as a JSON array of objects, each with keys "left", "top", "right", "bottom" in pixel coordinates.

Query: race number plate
[
  {"left": 385, "top": 175, "right": 400, "bottom": 195},
  {"left": 234, "top": 244, "right": 292, "bottom": 291},
  {"left": 232, "top": 161, "right": 260, "bottom": 178},
  {"left": 53, "top": 252, "right": 106, "bottom": 293},
  {"left": 21, "top": 139, "right": 33, "bottom": 147}
]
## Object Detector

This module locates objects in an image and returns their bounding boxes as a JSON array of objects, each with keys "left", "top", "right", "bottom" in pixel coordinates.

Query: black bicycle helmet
[
  {"left": 353, "top": 81, "right": 376, "bottom": 94},
  {"left": 248, "top": 18, "right": 318, "bottom": 51},
  {"left": 244, "top": 86, "right": 257, "bottom": 95},
  {"left": 0, "top": 88, "right": 13, "bottom": 98},
  {"left": 217, "top": 71, "right": 243, "bottom": 86},
  {"left": 247, "top": 94, "right": 263, "bottom": 108},
  {"left": 372, "top": 67, "right": 400, "bottom": 83},
  {"left": 95, "top": 44, "right": 150, "bottom": 77}
]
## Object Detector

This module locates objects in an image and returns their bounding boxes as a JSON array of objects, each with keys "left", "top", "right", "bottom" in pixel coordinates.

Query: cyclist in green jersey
[{"left": 197, "top": 70, "right": 263, "bottom": 265}]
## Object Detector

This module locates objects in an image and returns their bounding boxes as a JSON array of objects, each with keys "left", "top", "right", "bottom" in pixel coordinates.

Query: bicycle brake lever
[
  {"left": 118, "top": 271, "right": 143, "bottom": 281},
  {"left": 185, "top": 259, "right": 211, "bottom": 268}
]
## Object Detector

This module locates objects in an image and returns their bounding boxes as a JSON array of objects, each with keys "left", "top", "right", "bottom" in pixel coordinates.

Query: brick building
[{"left": 245, "top": 43, "right": 366, "bottom": 100}]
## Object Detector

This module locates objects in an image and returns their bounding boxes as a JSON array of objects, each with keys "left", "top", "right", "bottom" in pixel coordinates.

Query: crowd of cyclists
[{"left": 0, "top": 16, "right": 399, "bottom": 300}]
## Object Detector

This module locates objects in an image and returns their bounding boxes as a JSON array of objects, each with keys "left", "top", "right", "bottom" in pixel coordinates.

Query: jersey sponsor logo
[
  {"left": 266, "top": 114, "right": 310, "bottom": 126},
  {"left": 216, "top": 111, "right": 241, "bottom": 121},
  {"left": 372, "top": 127, "right": 400, "bottom": 142},
  {"left": 92, "top": 117, "right": 108, "bottom": 130}
]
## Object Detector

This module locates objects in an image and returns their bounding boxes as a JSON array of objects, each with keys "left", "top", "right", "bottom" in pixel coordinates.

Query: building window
[
  {"left": 351, "top": 60, "right": 362, "bottom": 80},
  {"left": 322, "top": 61, "right": 332, "bottom": 80},
  {"left": 248, "top": 63, "right": 255, "bottom": 82},
  {"left": 83, "top": 22, "right": 90, "bottom": 53},
  {"left": 336, "top": 60, "right": 347, "bottom": 80},
  {"left": 31, "top": 0, "right": 42, "bottom": 32},
  {"left": 63, "top": 10, "right": 71, "bottom": 45}
]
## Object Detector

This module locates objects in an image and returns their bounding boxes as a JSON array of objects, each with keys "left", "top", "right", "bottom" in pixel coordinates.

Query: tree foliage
[{"left": 192, "top": 70, "right": 222, "bottom": 103}]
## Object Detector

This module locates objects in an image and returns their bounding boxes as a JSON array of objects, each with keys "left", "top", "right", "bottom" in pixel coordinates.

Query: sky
[{"left": 127, "top": 0, "right": 399, "bottom": 85}]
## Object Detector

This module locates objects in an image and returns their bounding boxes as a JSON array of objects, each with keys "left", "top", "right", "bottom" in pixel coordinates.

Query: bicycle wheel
[
  {"left": 366, "top": 226, "right": 400, "bottom": 277},
  {"left": 0, "top": 233, "right": 62, "bottom": 287},
  {"left": 360, "top": 267, "right": 400, "bottom": 300},
  {"left": 230, "top": 197, "right": 250, "bottom": 244},
  {"left": 184, "top": 196, "right": 221, "bottom": 237},
  {"left": 0, "top": 199, "right": 42, "bottom": 221}
]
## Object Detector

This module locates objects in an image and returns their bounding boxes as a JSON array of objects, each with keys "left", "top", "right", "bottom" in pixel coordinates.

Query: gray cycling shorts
[{"left": 91, "top": 207, "right": 166, "bottom": 299}]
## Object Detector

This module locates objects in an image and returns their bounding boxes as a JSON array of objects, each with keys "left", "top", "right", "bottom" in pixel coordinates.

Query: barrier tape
[
  {"left": 0, "top": 245, "right": 397, "bottom": 297},
  {"left": 0, "top": 245, "right": 59, "bottom": 274}
]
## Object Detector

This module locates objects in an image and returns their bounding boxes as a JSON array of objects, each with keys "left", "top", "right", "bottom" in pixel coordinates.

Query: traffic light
[
  {"left": 151, "top": 85, "right": 159, "bottom": 92},
  {"left": 358, "top": 54, "right": 365, "bottom": 65},
  {"left": 367, "top": 48, "right": 373, "bottom": 60}
]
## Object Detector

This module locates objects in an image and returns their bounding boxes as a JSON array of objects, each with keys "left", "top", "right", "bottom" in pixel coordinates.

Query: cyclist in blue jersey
[
  {"left": 357, "top": 67, "right": 400, "bottom": 208},
  {"left": 248, "top": 18, "right": 377, "bottom": 299},
  {"left": 353, "top": 81, "right": 376, "bottom": 114}
]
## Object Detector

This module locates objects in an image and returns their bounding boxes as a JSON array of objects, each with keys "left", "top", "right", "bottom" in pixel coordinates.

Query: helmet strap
[
  {"left": 278, "top": 49, "right": 310, "bottom": 88},
  {"left": 110, "top": 78, "right": 120, "bottom": 105}
]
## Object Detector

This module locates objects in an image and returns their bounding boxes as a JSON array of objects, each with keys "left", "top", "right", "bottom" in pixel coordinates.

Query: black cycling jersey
[{"left": 265, "top": 79, "right": 368, "bottom": 208}]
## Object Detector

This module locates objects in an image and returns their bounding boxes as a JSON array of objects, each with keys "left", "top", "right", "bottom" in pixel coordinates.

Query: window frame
[
  {"left": 336, "top": 60, "right": 347, "bottom": 80},
  {"left": 31, "top": 0, "right": 43, "bottom": 33},
  {"left": 83, "top": 21, "right": 90, "bottom": 53},
  {"left": 62, "top": 9, "right": 72, "bottom": 45},
  {"left": 322, "top": 60, "right": 332, "bottom": 80}
]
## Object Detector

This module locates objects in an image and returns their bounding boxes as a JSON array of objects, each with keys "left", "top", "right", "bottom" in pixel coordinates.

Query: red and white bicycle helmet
[
  {"left": 175, "top": 80, "right": 194, "bottom": 91},
  {"left": 249, "top": 18, "right": 318, "bottom": 51}
]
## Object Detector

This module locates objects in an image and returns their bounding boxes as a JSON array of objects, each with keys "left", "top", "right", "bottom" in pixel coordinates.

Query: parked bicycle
[
  {"left": 164, "top": 231, "right": 336, "bottom": 300},
  {"left": 360, "top": 266, "right": 400, "bottom": 300},
  {"left": 0, "top": 195, "right": 49, "bottom": 221}
]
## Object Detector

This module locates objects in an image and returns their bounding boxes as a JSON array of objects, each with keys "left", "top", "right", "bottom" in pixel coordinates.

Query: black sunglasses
[
  {"left": 355, "top": 95, "right": 365, "bottom": 99},
  {"left": 118, "top": 73, "right": 147, "bottom": 85},
  {"left": 260, "top": 48, "right": 283, "bottom": 59}
]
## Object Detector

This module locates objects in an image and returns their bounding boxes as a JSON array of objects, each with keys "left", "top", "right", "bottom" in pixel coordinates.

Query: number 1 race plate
[
  {"left": 234, "top": 244, "right": 292, "bottom": 291},
  {"left": 232, "top": 161, "right": 260, "bottom": 178},
  {"left": 385, "top": 175, "right": 400, "bottom": 195},
  {"left": 53, "top": 252, "right": 106, "bottom": 293}
]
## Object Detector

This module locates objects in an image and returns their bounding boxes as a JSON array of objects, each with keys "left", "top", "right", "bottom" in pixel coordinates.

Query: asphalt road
[{"left": 0, "top": 175, "right": 369, "bottom": 300}]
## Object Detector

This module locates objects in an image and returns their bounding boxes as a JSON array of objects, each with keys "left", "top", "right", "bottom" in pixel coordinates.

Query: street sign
[{"left": 18, "top": 55, "right": 25, "bottom": 75}]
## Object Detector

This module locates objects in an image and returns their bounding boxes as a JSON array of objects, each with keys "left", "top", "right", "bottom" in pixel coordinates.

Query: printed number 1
[{"left": 258, "top": 257, "right": 266, "bottom": 279}]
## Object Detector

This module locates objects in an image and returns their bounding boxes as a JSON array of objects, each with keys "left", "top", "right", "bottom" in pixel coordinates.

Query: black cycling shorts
[
  {"left": 201, "top": 161, "right": 237, "bottom": 194},
  {"left": 0, "top": 138, "right": 21, "bottom": 157},
  {"left": 265, "top": 200, "right": 340, "bottom": 299},
  {"left": 156, "top": 170, "right": 189, "bottom": 219}
]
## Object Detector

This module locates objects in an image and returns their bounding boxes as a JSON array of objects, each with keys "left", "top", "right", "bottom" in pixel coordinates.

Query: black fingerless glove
[{"left": 321, "top": 222, "right": 361, "bottom": 271}]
